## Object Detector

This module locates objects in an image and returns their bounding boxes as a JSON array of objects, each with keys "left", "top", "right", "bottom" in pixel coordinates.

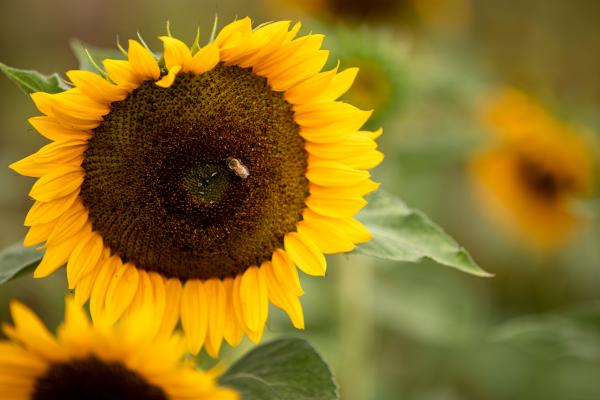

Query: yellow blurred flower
[
  {"left": 0, "top": 297, "right": 237, "bottom": 400},
  {"left": 470, "top": 88, "right": 597, "bottom": 250}
]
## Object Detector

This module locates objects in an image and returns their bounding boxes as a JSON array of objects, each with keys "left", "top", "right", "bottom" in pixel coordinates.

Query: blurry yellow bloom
[
  {"left": 470, "top": 88, "right": 597, "bottom": 250},
  {"left": 10, "top": 18, "right": 382, "bottom": 356},
  {"left": 0, "top": 297, "right": 237, "bottom": 400},
  {"left": 276, "top": 0, "right": 408, "bottom": 23}
]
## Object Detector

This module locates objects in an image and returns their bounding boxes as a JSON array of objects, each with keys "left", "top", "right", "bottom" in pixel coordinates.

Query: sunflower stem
[{"left": 337, "top": 256, "right": 376, "bottom": 400}]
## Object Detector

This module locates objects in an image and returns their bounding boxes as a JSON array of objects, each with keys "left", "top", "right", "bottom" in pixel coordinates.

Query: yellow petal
[
  {"left": 31, "top": 90, "right": 108, "bottom": 120},
  {"left": 49, "top": 105, "right": 101, "bottom": 130},
  {"left": 160, "top": 36, "right": 192, "bottom": 70},
  {"left": 103, "top": 59, "right": 140, "bottom": 89},
  {"left": 294, "top": 102, "right": 368, "bottom": 128},
  {"left": 127, "top": 270, "right": 154, "bottom": 314},
  {"left": 284, "top": 232, "right": 326, "bottom": 276},
  {"left": 215, "top": 17, "right": 253, "bottom": 48},
  {"left": 34, "top": 235, "right": 81, "bottom": 278},
  {"left": 62, "top": 296, "right": 91, "bottom": 338},
  {"left": 5, "top": 301, "right": 62, "bottom": 360},
  {"left": 204, "top": 278, "right": 226, "bottom": 357},
  {"left": 318, "top": 67, "right": 359, "bottom": 102},
  {"left": 306, "top": 160, "right": 370, "bottom": 187},
  {"left": 89, "top": 256, "right": 118, "bottom": 322},
  {"left": 105, "top": 261, "right": 140, "bottom": 324},
  {"left": 358, "top": 127, "right": 384, "bottom": 140},
  {"left": 155, "top": 64, "right": 181, "bottom": 88},
  {"left": 148, "top": 272, "right": 167, "bottom": 328},
  {"left": 25, "top": 191, "right": 79, "bottom": 227},
  {"left": 239, "top": 266, "right": 268, "bottom": 334},
  {"left": 28, "top": 116, "right": 91, "bottom": 142},
  {"left": 268, "top": 50, "right": 330, "bottom": 92},
  {"left": 254, "top": 33, "right": 324, "bottom": 77},
  {"left": 180, "top": 280, "right": 208, "bottom": 354},
  {"left": 271, "top": 249, "right": 303, "bottom": 296},
  {"left": 310, "top": 180, "right": 380, "bottom": 198},
  {"left": 157, "top": 278, "right": 183, "bottom": 338},
  {"left": 305, "top": 133, "right": 377, "bottom": 160},
  {"left": 263, "top": 262, "right": 304, "bottom": 329},
  {"left": 331, "top": 217, "right": 372, "bottom": 244},
  {"left": 13, "top": 138, "right": 85, "bottom": 176},
  {"left": 66, "top": 70, "right": 129, "bottom": 103},
  {"left": 305, "top": 191, "right": 366, "bottom": 219},
  {"left": 66, "top": 231, "right": 104, "bottom": 289},
  {"left": 234, "top": 21, "right": 292, "bottom": 68},
  {"left": 29, "top": 166, "right": 83, "bottom": 202},
  {"left": 284, "top": 65, "right": 337, "bottom": 105},
  {"left": 128, "top": 40, "right": 160, "bottom": 81},
  {"left": 23, "top": 221, "right": 55, "bottom": 247},
  {"left": 187, "top": 43, "right": 220, "bottom": 74},
  {"left": 298, "top": 110, "right": 373, "bottom": 144},
  {"left": 0, "top": 342, "right": 47, "bottom": 371},
  {"left": 74, "top": 266, "right": 100, "bottom": 307},
  {"left": 337, "top": 150, "right": 384, "bottom": 170},
  {"left": 45, "top": 200, "right": 88, "bottom": 245},
  {"left": 222, "top": 277, "right": 244, "bottom": 347},
  {"left": 298, "top": 209, "right": 356, "bottom": 253}
]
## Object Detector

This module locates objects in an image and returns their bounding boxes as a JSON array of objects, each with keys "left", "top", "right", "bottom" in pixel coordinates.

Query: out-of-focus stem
[{"left": 337, "top": 255, "right": 376, "bottom": 400}]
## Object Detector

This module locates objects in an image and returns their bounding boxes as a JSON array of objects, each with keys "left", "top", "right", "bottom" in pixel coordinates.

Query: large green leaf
[
  {"left": 0, "top": 63, "right": 69, "bottom": 94},
  {"left": 70, "top": 39, "right": 125, "bottom": 73},
  {"left": 355, "top": 189, "right": 491, "bottom": 277},
  {"left": 220, "top": 338, "right": 338, "bottom": 400},
  {"left": 0, "top": 243, "right": 43, "bottom": 285}
]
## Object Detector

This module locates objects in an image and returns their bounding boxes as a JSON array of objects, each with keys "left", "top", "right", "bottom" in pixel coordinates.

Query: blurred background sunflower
[{"left": 1, "top": 1, "right": 599, "bottom": 400}]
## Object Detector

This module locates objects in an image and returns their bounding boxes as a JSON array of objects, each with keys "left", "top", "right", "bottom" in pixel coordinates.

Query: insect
[{"left": 227, "top": 157, "right": 250, "bottom": 179}]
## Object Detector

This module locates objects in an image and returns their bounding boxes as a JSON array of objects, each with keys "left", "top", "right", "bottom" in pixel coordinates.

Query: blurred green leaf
[
  {"left": 220, "top": 338, "right": 338, "bottom": 400},
  {"left": 0, "top": 243, "right": 42, "bottom": 285},
  {"left": 70, "top": 39, "right": 125, "bottom": 72},
  {"left": 0, "top": 63, "right": 68, "bottom": 94},
  {"left": 355, "top": 190, "right": 491, "bottom": 277},
  {"left": 491, "top": 304, "right": 600, "bottom": 361}
]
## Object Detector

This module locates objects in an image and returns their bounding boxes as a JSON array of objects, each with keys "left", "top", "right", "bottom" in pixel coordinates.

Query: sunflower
[
  {"left": 326, "top": 26, "right": 406, "bottom": 126},
  {"left": 470, "top": 88, "right": 596, "bottom": 250},
  {"left": 10, "top": 18, "right": 382, "bottom": 356},
  {"left": 0, "top": 297, "right": 237, "bottom": 400}
]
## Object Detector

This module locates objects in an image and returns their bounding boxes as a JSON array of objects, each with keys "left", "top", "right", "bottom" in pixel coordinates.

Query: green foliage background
[{"left": 1, "top": 1, "right": 600, "bottom": 399}]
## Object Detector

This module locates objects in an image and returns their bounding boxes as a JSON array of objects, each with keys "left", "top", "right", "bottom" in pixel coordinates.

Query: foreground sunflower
[
  {"left": 11, "top": 18, "right": 382, "bottom": 355},
  {"left": 0, "top": 297, "right": 237, "bottom": 400},
  {"left": 470, "top": 88, "right": 596, "bottom": 250}
]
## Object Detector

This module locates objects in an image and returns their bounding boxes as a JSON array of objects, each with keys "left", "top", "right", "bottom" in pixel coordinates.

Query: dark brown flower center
[
  {"left": 81, "top": 65, "right": 308, "bottom": 280},
  {"left": 32, "top": 357, "right": 167, "bottom": 400},
  {"left": 517, "top": 156, "right": 573, "bottom": 201}
]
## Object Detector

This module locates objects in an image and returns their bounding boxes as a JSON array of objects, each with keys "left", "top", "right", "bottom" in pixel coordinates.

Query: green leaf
[
  {"left": 355, "top": 189, "right": 491, "bottom": 277},
  {"left": 491, "top": 304, "right": 600, "bottom": 361},
  {"left": 220, "top": 338, "right": 338, "bottom": 400},
  {"left": 69, "top": 39, "right": 125, "bottom": 73},
  {"left": 0, "top": 243, "right": 43, "bottom": 285},
  {"left": 0, "top": 63, "right": 69, "bottom": 94}
]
